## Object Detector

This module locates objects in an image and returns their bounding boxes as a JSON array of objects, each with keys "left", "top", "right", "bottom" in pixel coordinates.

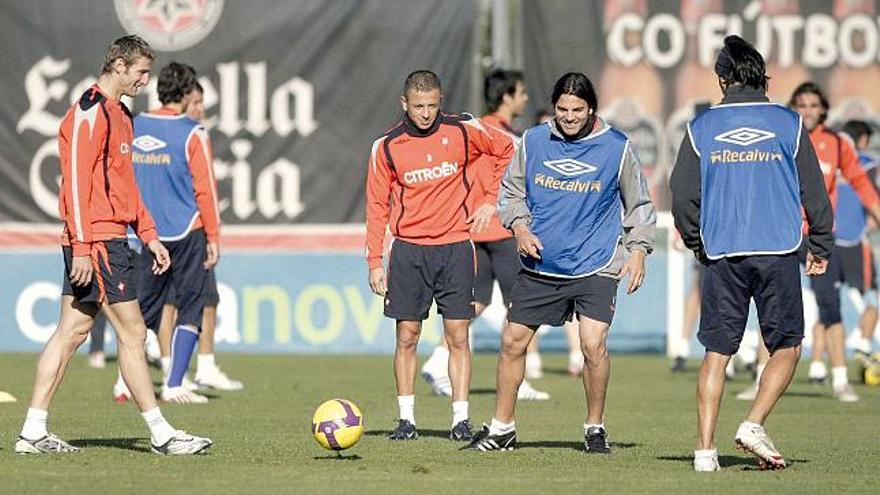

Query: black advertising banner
[
  {"left": 0, "top": 0, "right": 476, "bottom": 227},
  {"left": 521, "top": 0, "right": 880, "bottom": 208}
]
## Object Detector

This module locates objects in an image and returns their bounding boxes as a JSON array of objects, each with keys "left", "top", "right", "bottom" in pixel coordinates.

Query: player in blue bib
[
  {"left": 468, "top": 72, "right": 656, "bottom": 454},
  {"left": 836, "top": 120, "right": 879, "bottom": 361},
  {"left": 671, "top": 35, "right": 833, "bottom": 472}
]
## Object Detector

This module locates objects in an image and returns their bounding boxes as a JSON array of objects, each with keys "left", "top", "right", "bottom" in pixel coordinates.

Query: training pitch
[{"left": 0, "top": 353, "right": 877, "bottom": 494}]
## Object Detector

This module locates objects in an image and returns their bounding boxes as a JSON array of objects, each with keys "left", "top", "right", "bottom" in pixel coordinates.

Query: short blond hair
[{"left": 100, "top": 35, "right": 154, "bottom": 74}]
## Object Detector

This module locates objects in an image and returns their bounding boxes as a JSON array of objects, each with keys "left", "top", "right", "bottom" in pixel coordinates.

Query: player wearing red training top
[
  {"left": 366, "top": 70, "right": 513, "bottom": 441},
  {"left": 14, "top": 35, "right": 212, "bottom": 455},
  {"left": 792, "top": 82, "right": 880, "bottom": 402}
]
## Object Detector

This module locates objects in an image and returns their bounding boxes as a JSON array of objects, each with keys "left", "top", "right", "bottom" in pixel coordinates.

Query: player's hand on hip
[
  {"left": 513, "top": 223, "right": 542, "bottom": 259},
  {"left": 204, "top": 241, "right": 220, "bottom": 269},
  {"left": 805, "top": 252, "right": 828, "bottom": 276},
  {"left": 70, "top": 255, "right": 93, "bottom": 287},
  {"left": 468, "top": 203, "right": 496, "bottom": 234},
  {"left": 148, "top": 240, "right": 171, "bottom": 275},
  {"left": 619, "top": 249, "right": 646, "bottom": 294},
  {"left": 369, "top": 267, "right": 387, "bottom": 296}
]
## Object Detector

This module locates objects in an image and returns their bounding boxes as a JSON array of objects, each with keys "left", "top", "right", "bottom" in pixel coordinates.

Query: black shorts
[
  {"left": 837, "top": 243, "right": 877, "bottom": 295},
  {"left": 61, "top": 239, "right": 138, "bottom": 304},
  {"left": 164, "top": 268, "right": 219, "bottom": 307},
  {"left": 138, "top": 229, "right": 208, "bottom": 330},
  {"left": 474, "top": 238, "right": 520, "bottom": 305},
  {"left": 385, "top": 239, "right": 475, "bottom": 320},
  {"left": 507, "top": 270, "right": 619, "bottom": 327},
  {"left": 799, "top": 243, "right": 843, "bottom": 326},
  {"left": 699, "top": 253, "right": 803, "bottom": 356}
]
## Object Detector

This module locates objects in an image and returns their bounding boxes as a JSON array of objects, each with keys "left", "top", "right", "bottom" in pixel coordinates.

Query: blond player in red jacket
[
  {"left": 14, "top": 36, "right": 212, "bottom": 455},
  {"left": 366, "top": 70, "right": 513, "bottom": 441}
]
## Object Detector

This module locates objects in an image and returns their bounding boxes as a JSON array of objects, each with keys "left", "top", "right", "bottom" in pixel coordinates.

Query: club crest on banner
[{"left": 114, "top": 0, "right": 224, "bottom": 52}]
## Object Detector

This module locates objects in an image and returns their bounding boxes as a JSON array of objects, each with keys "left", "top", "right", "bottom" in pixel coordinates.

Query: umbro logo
[
  {"left": 714, "top": 127, "right": 775, "bottom": 146},
  {"left": 133, "top": 135, "right": 167, "bottom": 152},
  {"left": 542, "top": 158, "right": 597, "bottom": 177}
]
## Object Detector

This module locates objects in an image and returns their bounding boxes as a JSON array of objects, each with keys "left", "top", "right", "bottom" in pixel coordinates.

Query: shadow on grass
[
  {"left": 783, "top": 391, "right": 826, "bottom": 399},
  {"left": 517, "top": 440, "right": 639, "bottom": 451},
  {"left": 542, "top": 367, "right": 580, "bottom": 377},
  {"left": 69, "top": 437, "right": 150, "bottom": 453},
  {"left": 313, "top": 453, "right": 362, "bottom": 461},
  {"left": 468, "top": 388, "right": 496, "bottom": 395},
  {"left": 657, "top": 455, "right": 809, "bottom": 470},
  {"left": 364, "top": 429, "right": 451, "bottom": 439}
]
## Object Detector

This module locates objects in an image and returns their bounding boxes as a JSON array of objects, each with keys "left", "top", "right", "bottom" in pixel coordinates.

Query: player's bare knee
[
  {"left": 57, "top": 319, "right": 92, "bottom": 344},
  {"left": 116, "top": 324, "right": 148, "bottom": 349},
  {"left": 500, "top": 332, "right": 529, "bottom": 357},
  {"left": 581, "top": 340, "right": 607, "bottom": 366},
  {"left": 396, "top": 331, "right": 420, "bottom": 351}
]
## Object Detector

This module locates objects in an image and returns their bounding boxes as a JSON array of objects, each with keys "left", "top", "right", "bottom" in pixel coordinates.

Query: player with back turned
[{"left": 670, "top": 35, "right": 833, "bottom": 471}]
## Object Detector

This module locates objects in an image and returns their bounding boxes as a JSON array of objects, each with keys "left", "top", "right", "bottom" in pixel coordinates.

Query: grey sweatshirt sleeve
[
  {"left": 669, "top": 131, "right": 703, "bottom": 253},
  {"left": 795, "top": 124, "right": 834, "bottom": 259},
  {"left": 497, "top": 133, "right": 531, "bottom": 229},
  {"left": 619, "top": 141, "right": 657, "bottom": 253}
]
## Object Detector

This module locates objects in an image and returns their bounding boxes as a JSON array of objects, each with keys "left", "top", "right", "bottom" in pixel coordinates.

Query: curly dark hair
[{"left": 157, "top": 62, "right": 198, "bottom": 105}]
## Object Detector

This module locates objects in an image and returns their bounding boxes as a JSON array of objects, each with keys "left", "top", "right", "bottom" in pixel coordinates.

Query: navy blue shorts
[
  {"left": 474, "top": 238, "right": 519, "bottom": 305},
  {"left": 699, "top": 253, "right": 804, "bottom": 356},
  {"left": 507, "top": 270, "right": 618, "bottom": 327},
  {"left": 799, "top": 243, "right": 843, "bottom": 326},
  {"left": 385, "top": 239, "right": 475, "bottom": 320},
  {"left": 61, "top": 239, "right": 138, "bottom": 304},
  {"left": 837, "top": 243, "right": 877, "bottom": 295},
  {"left": 164, "top": 268, "right": 219, "bottom": 307},
  {"left": 138, "top": 229, "right": 208, "bottom": 330}
]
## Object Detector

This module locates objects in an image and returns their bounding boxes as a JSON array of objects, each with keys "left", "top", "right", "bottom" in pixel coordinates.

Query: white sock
[
  {"left": 142, "top": 407, "right": 176, "bottom": 446},
  {"left": 525, "top": 351, "right": 542, "bottom": 370},
  {"left": 694, "top": 448, "right": 717, "bottom": 457},
  {"left": 452, "top": 401, "right": 469, "bottom": 426},
  {"left": 20, "top": 408, "right": 48, "bottom": 440},
  {"left": 398, "top": 395, "right": 415, "bottom": 424},
  {"left": 160, "top": 356, "right": 171, "bottom": 375},
  {"left": 569, "top": 350, "right": 583, "bottom": 368},
  {"left": 755, "top": 363, "right": 766, "bottom": 385},
  {"left": 855, "top": 336, "right": 872, "bottom": 354},
  {"left": 197, "top": 353, "right": 216, "bottom": 373},
  {"left": 831, "top": 366, "right": 849, "bottom": 389},
  {"left": 740, "top": 420, "right": 763, "bottom": 431},
  {"left": 808, "top": 360, "right": 827, "bottom": 379},
  {"left": 489, "top": 417, "right": 515, "bottom": 436},
  {"left": 584, "top": 422, "right": 605, "bottom": 434},
  {"left": 677, "top": 337, "right": 691, "bottom": 358}
]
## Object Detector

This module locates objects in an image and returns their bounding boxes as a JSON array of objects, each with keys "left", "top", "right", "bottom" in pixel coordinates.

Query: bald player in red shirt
[
  {"left": 366, "top": 70, "right": 514, "bottom": 441},
  {"left": 14, "top": 36, "right": 211, "bottom": 456}
]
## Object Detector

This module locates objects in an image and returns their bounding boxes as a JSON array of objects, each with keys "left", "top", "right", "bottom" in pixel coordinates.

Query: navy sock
[{"left": 168, "top": 325, "right": 199, "bottom": 387}]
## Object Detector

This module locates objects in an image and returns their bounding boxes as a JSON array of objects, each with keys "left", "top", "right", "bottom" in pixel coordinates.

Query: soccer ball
[
  {"left": 864, "top": 353, "right": 880, "bottom": 386},
  {"left": 312, "top": 399, "right": 364, "bottom": 450}
]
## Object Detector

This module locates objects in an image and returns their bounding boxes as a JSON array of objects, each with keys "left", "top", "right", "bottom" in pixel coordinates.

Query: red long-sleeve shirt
[
  {"left": 365, "top": 113, "right": 514, "bottom": 269},
  {"left": 811, "top": 124, "right": 879, "bottom": 211},
  {"left": 58, "top": 85, "right": 157, "bottom": 256}
]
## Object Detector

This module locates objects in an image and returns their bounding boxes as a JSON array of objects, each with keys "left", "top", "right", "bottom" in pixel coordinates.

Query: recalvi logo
[
  {"left": 534, "top": 173, "right": 602, "bottom": 193},
  {"left": 710, "top": 149, "right": 783, "bottom": 164}
]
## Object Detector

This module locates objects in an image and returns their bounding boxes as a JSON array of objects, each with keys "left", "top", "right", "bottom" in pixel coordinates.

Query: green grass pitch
[{"left": 1, "top": 353, "right": 877, "bottom": 494}]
